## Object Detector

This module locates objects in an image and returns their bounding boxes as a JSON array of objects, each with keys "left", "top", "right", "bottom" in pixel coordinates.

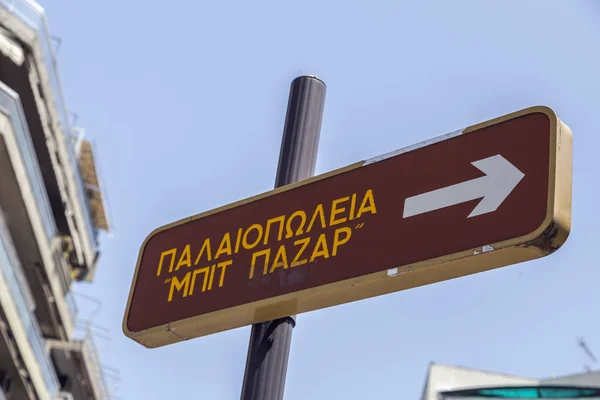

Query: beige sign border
[{"left": 123, "top": 106, "right": 572, "bottom": 349}]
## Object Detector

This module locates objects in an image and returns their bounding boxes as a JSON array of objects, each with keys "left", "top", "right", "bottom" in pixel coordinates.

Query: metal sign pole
[{"left": 240, "top": 75, "right": 327, "bottom": 400}]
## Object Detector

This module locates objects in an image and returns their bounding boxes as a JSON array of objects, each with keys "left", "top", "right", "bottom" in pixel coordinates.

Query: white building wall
[
  {"left": 542, "top": 371, "right": 600, "bottom": 387},
  {"left": 421, "top": 363, "right": 537, "bottom": 400}
]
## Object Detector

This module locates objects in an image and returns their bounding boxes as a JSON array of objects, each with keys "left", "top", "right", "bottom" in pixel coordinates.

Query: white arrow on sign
[{"left": 402, "top": 154, "right": 525, "bottom": 219}]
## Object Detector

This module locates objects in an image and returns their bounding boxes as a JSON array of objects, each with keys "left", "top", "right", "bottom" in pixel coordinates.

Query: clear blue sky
[{"left": 43, "top": 1, "right": 599, "bottom": 398}]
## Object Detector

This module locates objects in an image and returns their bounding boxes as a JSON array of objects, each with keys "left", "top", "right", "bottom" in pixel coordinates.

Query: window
[{"left": 441, "top": 385, "right": 600, "bottom": 399}]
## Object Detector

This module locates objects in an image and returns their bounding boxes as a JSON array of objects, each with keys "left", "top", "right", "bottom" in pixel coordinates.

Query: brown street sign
[{"left": 123, "top": 106, "right": 572, "bottom": 349}]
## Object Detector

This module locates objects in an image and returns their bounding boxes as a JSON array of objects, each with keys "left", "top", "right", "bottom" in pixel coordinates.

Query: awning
[{"left": 77, "top": 139, "right": 111, "bottom": 234}]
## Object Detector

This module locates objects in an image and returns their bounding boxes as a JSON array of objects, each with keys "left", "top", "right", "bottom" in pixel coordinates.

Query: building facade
[
  {"left": 0, "top": 0, "right": 111, "bottom": 399},
  {"left": 421, "top": 363, "right": 600, "bottom": 399}
]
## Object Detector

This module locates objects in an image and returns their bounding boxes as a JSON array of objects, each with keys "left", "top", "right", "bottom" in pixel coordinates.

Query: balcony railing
[
  {"left": 0, "top": 82, "right": 57, "bottom": 242},
  {"left": 81, "top": 329, "right": 109, "bottom": 400},
  {"left": 0, "top": 0, "right": 98, "bottom": 256},
  {"left": 0, "top": 209, "right": 59, "bottom": 398},
  {"left": 65, "top": 291, "right": 78, "bottom": 321},
  {"left": 49, "top": 244, "right": 79, "bottom": 320},
  {"left": 0, "top": 82, "right": 79, "bottom": 327}
]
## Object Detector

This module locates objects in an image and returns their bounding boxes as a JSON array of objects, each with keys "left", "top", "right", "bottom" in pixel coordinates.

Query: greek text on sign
[{"left": 123, "top": 106, "right": 572, "bottom": 349}]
